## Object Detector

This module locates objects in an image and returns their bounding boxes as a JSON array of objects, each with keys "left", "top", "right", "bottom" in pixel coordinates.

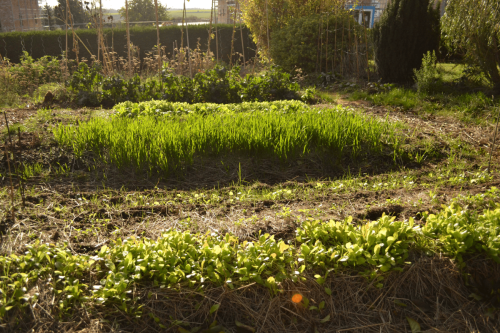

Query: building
[
  {"left": 217, "top": 0, "right": 241, "bottom": 25},
  {"left": 0, "top": 0, "right": 43, "bottom": 32},
  {"left": 348, "top": 0, "right": 447, "bottom": 28}
]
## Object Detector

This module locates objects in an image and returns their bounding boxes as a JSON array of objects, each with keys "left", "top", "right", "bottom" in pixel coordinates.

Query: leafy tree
[
  {"left": 119, "top": 0, "right": 170, "bottom": 22},
  {"left": 54, "top": 0, "right": 90, "bottom": 25},
  {"left": 270, "top": 13, "right": 363, "bottom": 74},
  {"left": 441, "top": 0, "right": 500, "bottom": 92},
  {"left": 43, "top": 4, "right": 55, "bottom": 30},
  {"left": 240, "top": 0, "right": 340, "bottom": 54},
  {"left": 373, "top": 0, "right": 440, "bottom": 83}
]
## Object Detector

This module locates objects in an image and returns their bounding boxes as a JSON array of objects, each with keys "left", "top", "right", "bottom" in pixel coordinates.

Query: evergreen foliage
[
  {"left": 373, "top": 0, "right": 440, "bottom": 83},
  {"left": 54, "top": 0, "right": 90, "bottom": 25}
]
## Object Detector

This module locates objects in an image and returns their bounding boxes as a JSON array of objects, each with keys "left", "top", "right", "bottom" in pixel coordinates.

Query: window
[{"left": 352, "top": 9, "right": 371, "bottom": 28}]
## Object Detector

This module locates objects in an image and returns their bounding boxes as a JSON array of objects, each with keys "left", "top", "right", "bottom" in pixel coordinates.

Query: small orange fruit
[{"left": 292, "top": 294, "right": 303, "bottom": 303}]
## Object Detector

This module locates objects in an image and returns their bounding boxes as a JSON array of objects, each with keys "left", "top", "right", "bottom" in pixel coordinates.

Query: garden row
[
  {"left": 53, "top": 101, "right": 401, "bottom": 176},
  {"left": 1, "top": 188, "right": 499, "bottom": 316},
  {"left": 68, "top": 64, "right": 301, "bottom": 106}
]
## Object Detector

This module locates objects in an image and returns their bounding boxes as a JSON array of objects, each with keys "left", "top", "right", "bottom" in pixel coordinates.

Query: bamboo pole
[
  {"left": 230, "top": 5, "right": 237, "bottom": 67},
  {"left": 180, "top": 2, "right": 185, "bottom": 75},
  {"left": 265, "top": 0, "right": 270, "bottom": 53},
  {"left": 216, "top": 26, "right": 219, "bottom": 62},
  {"left": 184, "top": 0, "right": 192, "bottom": 77},
  {"left": 325, "top": 12, "right": 329, "bottom": 73},
  {"left": 207, "top": 0, "right": 215, "bottom": 68},
  {"left": 363, "top": 7, "right": 370, "bottom": 81},
  {"left": 66, "top": 0, "right": 78, "bottom": 64},
  {"left": 154, "top": 0, "right": 161, "bottom": 80},
  {"left": 125, "top": 0, "right": 132, "bottom": 76},
  {"left": 340, "top": 16, "right": 344, "bottom": 77},
  {"left": 319, "top": 15, "right": 323, "bottom": 73},
  {"left": 240, "top": 3, "right": 246, "bottom": 68},
  {"left": 65, "top": 2, "right": 68, "bottom": 78}
]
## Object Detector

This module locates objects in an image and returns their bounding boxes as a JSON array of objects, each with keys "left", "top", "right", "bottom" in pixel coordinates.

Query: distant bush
[
  {"left": 373, "top": 0, "right": 440, "bottom": 83},
  {"left": 4, "top": 52, "right": 62, "bottom": 95},
  {"left": 270, "top": 14, "right": 365, "bottom": 75},
  {"left": 442, "top": 0, "right": 500, "bottom": 92}
]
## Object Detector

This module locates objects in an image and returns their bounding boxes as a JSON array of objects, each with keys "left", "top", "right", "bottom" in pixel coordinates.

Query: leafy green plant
[
  {"left": 414, "top": 51, "right": 441, "bottom": 94},
  {"left": 67, "top": 62, "right": 104, "bottom": 106},
  {"left": 1, "top": 199, "right": 500, "bottom": 316}
]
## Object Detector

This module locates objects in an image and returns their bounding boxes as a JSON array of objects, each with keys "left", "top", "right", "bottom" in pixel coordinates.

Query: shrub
[
  {"left": 441, "top": 0, "right": 500, "bottom": 93},
  {"left": 373, "top": 0, "right": 440, "bottom": 83},
  {"left": 6, "top": 52, "right": 62, "bottom": 95},
  {"left": 414, "top": 50, "right": 441, "bottom": 94},
  {"left": 270, "top": 13, "right": 364, "bottom": 75}
]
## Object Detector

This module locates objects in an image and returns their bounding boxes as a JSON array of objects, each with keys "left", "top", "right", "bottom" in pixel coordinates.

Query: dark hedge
[{"left": 0, "top": 24, "right": 256, "bottom": 64}]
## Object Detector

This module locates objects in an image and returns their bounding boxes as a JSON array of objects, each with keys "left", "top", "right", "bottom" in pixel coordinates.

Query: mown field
[
  {"left": 170, "top": 9, "right": 213, "bottom": 20},
  {"left": 0, "top": 57, "right": 500, "bottom": 332}
]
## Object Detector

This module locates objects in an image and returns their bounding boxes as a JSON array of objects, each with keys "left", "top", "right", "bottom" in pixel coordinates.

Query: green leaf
[
  {"left": 320, "top": 314, "right": 330, "bottom": 323},
  {"left": 406, "top": 317, "right": 421, "bottom": 333},
  {"left": 235, "top": 320, "right": 256, "bottom": 332},
  {"left": 209, "top": 304, "right": 220, "bottom": 314},
  {"left": 324, "top": 287, "right": 332, "bottom": 295}
]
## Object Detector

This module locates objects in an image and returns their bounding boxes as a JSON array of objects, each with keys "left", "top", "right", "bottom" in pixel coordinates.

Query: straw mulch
[{"left": 3, "top": 255, "right": 499, "bottom": 332}]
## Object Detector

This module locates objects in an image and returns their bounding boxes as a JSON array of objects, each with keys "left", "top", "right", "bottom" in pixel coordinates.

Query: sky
[{"left": 44, "top": 0, "right": 211, "bottom": 10}]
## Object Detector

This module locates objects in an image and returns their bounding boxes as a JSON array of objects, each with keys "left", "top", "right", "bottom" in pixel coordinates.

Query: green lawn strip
[
  {"left": 1, "top": 196, "right": 499, "bottom": 316},
  {"left": 53, "top": 101, "right": 402, "bottom": 176}
]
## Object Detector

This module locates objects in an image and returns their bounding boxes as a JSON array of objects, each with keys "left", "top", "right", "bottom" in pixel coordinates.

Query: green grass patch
[{"left": 53, "top": 101, "right": 401, "bottom": 177}]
